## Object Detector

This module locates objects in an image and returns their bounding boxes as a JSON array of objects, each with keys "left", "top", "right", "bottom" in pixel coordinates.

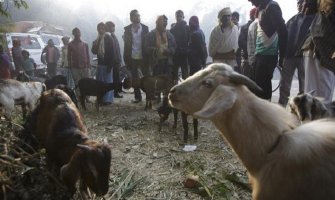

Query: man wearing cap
[
  {"left": 247, "top": 0, "right": 288, "bottom": 100},
  {"left": 208, "top": 7, "right": 239, "bottom": 66}
]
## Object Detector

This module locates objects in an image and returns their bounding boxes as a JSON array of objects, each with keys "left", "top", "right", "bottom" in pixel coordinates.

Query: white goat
[
  {"left": 0, "top": 79, "right": 45, "bottom": 119},
  {"left": 169, "top": 63, "right": 335, "bottom": 200}
]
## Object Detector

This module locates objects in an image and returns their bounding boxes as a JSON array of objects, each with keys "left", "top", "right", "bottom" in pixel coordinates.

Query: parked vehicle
[
  {"left": 0, "top": 32, "right": 46, "bottom": 71},
  {"left": 39, "top": 33, "right": 64, "bottom": 50}
]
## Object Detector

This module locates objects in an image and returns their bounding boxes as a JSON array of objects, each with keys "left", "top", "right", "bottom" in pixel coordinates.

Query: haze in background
[{"left": 0, "top": 0, "right": 297, "bottom": 62}]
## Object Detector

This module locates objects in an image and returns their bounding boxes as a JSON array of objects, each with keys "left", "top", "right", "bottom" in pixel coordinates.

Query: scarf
[
  {"left": 97, "top": 33, "right": 107, "bottom": 59},
  {"left": 155, "top": 30, "right": 167, "bottom": 49}
]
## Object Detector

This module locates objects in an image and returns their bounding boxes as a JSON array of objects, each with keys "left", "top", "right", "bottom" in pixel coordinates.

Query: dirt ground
[
  {"left": 80, "top": 90, "right": 251, "bottom": 200},
  {"left": 0, "top": 90, "right": 252, "bottom": 200}
]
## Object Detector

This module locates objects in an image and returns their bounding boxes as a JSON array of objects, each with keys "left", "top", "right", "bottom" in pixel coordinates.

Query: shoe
[
  {"left": 114, "top": 93, "right": 123, "bottom": 98},
  {"left": 132, "top": 99, "right": 142, "bottom": 103}
]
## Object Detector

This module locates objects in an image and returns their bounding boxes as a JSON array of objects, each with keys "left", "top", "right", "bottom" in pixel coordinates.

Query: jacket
[
  {"left": 123, "top": 23, "right": 149, "bottom": 66},
  {"left": 258, "top": 0, "right": 288, "bottom": 60},
  {"left": 144, "top": 29, "right": 176, "bottom": 66},
  {"left": 170, "top": 20, "right": 190, "bottom": 55}
]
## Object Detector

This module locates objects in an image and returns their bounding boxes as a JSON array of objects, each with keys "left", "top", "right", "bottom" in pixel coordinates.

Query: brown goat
[
  {"left": 128, "top": 75, "right": 175, "bottom": 110},
  {"left": 30, "top": 89, "right": 111, "bottom": 196},
  {"left": 169, "top": 63, "right": 335, "bottom": 200}
]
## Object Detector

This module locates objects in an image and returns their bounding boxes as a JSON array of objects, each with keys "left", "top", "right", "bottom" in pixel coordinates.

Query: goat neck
[{"left": 211, "top": 88, "right": 297, "bottom": 174}]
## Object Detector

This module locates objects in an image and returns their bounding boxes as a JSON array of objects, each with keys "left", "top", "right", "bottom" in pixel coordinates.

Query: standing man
[
  {"left": 61, "top": 36, "right": 75, "bottom": 89},
  {"left": 41, "top": 39, "right": 60, "bottom": 77},
  {"left": 123, "top": 9, "right": 149, "bottom": 103},
  {"left": 145, "top": 15, "right": 176, "bottom": 76},
  {"left": 92, "top": 22, "right": 114, "bottom": 105},
  {"left": 239, "top": 7, "right": 257, "bottom": 76},
  {"left": 247, "top": 0, "right": 288, "bottom": 100},
  {"left": 11, "top": 39, "right": 23, "bottom": 77},
  {"left": 170, "top": 10, "right": 190, "bottom": 81},
  {"left": 208, "top": 7, "right": 239, "bottom": 66},
  {"left": 0, "top": 44, "right": 12, "bottom": 79},
  {"left": 278, "top": 0, "right": 314, "bottom": 106},
  {"left": 188, "top": 16, "right": 207, "bottom": 75},
  {"left": 232, "top": 11, "right": 242, "bottom": 72},
  {"left": 68, "top": 27, "right": 90, "bottom": 98},
  {"left": 106, "top": 21, "right": 123, "bottom": 98}
]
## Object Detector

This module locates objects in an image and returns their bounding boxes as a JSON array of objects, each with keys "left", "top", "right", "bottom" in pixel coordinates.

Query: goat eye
[{"left": 202, "top": 80, "right": 213, "bottom": 88}]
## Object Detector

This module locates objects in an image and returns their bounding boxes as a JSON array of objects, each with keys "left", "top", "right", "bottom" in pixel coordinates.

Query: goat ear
[
  {"left": 229, "top": 72, "right": 263, "bottom": 93},
  {"left": 60, "top": 153, "right": 82, "bottom": 191},
  {"left": 87, "top": 161, "right": 98, "bottom": 180},
  {"left": 194, "top": 85, "right": 236, "bottom": 118}
]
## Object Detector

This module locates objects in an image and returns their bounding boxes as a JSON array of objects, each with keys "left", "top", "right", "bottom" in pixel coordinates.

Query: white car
[
  {"left": 39, "top": 33, "right": 64, "bottom": 50},
  {"left": 1, "top": 32, "right": 46, "bottom": 71}
]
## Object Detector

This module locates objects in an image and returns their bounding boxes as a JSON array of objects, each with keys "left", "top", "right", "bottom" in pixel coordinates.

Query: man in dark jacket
[
  {"left": 106, "top": 21, "right": 123, "bottom": 98},
  {"left": 247, "top": 0, "right": 288, "bottom": 100},
  {"left": 170, "top": 10, "right": 190, "bottom": 81},
  {"left": 123, "top": 9, "right": 149, "bottom": 103},
  {"left": 278, "top": 0, "right": 314, "bottom": 106}
]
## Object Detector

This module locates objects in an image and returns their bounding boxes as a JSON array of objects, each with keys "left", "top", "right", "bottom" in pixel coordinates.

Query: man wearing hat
[{"left": 208, "top": 7, "right": 239, "bottom": 66}]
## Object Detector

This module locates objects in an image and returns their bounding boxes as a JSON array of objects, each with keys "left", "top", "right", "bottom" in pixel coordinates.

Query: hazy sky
[{"left": 57, "top": 0, "right": 297, "bottom": 24}]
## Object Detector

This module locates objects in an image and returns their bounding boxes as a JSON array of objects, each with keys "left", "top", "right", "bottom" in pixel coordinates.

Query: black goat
[
  {"left": 45, "top": 75, "right": 67, "bottom": 90},
  {"left": 158, "top": 97, "right": 198, "bottom": 144},
  {"left": 77, "top": 78, "right": 116, "bottom": 111},
  {"left": 54, "top": 84, "right": 78, "bottom": 108}
]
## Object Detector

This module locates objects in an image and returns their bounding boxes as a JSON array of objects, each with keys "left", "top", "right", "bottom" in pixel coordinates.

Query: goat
[
  {"left": 158, "top": 96, "right": 198, "bottom": 144},
  {"left": 54, "top": 84, "right": 79, "bottom": 108},
  {"left": 169, "top": 63, "right": 335, "bottom": 200},
  {"left": 76, "top": 78, "right": 116, "bottom": 111},
  {"left": 26, "top": 89, "right": 111, "bottom": 196},
  {"left": 288, "top": 92, "right": 335, "bottom": 123},
  {"left": 128, "top": 75, "right": 175, "bottom": 110},
  {"left": 0, "top": 79, "right": 45, "bottom": 120},
  {"left": 16, "top": 71, "right": 49, "bottom": 83},
  {"left": 45, "top": 75, "right": 67, "bottom": 90}
]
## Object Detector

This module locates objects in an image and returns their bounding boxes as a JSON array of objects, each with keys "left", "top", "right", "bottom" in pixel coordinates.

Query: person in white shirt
[{"left": 208, "top": 7, "right": 239, "bottom": 66}]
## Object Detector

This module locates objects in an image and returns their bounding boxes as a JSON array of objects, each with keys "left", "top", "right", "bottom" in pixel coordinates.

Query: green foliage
[{"left": 0, "top": 0, "right": 28, "bottom": 18}]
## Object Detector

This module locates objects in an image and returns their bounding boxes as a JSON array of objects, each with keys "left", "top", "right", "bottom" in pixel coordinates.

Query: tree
[{"left": 0, "top": 0, "right": 28, "bottom": 18}]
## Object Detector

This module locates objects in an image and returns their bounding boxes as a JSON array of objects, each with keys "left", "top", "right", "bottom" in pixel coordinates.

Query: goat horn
[
  {"left": 77, "top": 144, "right": 93, "bottom": 151},
  {"left": 229, "top": 72, "right": 263, "bottom": 93}
]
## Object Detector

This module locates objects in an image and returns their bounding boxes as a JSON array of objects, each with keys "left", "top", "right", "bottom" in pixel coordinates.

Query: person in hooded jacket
[{"left": 170, "top": 10, "right": 190, "bottom": 81}]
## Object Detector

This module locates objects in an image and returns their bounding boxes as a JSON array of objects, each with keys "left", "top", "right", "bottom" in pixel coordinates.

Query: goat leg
[
  {"left": 182, "top": 112, "right": 188, "bottom": 143},
  {"left": 21, "top": 104, "right": 27, "bottom": 119},
  {"left": 80, "top": 95, "right": 87, "bottom": 110},
  {"left": 193, "top": 118, "right": 198, "bottom": 142},
  {"left": 96, "top": 95, "right": 102, "bottom": 111},
  {"left": 173, "top": 109, "right": 178, "bottom": 130}
]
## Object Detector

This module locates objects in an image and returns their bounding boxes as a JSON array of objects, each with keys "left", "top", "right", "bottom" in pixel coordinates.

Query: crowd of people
[{"left": 0, "top": 0, "right": 334, "bottom": 106}]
